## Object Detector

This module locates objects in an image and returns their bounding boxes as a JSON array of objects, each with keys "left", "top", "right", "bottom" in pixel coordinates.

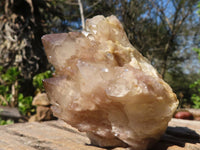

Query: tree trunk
[{"left": 160, "top": 43, "right": 169, "bottom": 79}]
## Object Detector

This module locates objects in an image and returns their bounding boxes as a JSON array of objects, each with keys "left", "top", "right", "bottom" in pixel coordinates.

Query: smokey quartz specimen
[{"left": 42, "top": 15, "right": 178, "bottom": 150}]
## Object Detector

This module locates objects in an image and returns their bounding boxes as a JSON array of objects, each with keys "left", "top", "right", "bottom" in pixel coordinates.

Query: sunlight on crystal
[{"left": 42, "top": 15, "right": 178, "bottom": 150}]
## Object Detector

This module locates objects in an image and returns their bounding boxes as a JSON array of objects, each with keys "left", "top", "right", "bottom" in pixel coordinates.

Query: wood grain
[{"left": 0, "top": 118, "right": 199, "bottom": 150}]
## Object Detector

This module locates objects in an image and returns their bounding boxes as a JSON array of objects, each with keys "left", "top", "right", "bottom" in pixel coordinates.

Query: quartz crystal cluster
[{"left": 42, "top": 15, "right": 178, "bottom": 150}]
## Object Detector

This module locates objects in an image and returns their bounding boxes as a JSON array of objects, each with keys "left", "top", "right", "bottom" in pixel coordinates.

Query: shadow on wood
[
  {"left": 0, "top": 118, "right": 199, "bottom": 150},
  {"left": 150, "top": 120, "right": 200, "bottom": 150}
]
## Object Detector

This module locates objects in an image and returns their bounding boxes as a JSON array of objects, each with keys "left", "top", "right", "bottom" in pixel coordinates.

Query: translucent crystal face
[{"left": 42, "top": 15, "right": 178, "bottom": 150}]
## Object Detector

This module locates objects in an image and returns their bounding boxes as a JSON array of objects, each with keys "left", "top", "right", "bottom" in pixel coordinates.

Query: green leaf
[
  {"left": 1, "top": 67, "right": 20, "bottom": 83},
  {"left": 0, "top": 66, "right": 3, "bottom": 72},
  {"left": 18, "top": 94, "right": 34, "bottom": 115},
  {"left": 0, "top": 118, "right": 14, "bottom": 125},
  {"left": 33, "top": 70, "right": 52, "bottom": 92},
  {"left": 0, "top": 85, "right": 7, "bottom": 94}
]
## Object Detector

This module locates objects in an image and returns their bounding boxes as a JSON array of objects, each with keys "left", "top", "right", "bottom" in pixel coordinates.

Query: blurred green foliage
[
  {"left": 18, "top": 94, "right": 34, "bottom": 116},
  {"left": 0, "top": 67, "right": 20, "bottom": 106},
  {"left": 190, "top": 47, "right": 200, "bottom": 108},
  {"left": 0, "top": 67, "right": 20, "bottom": 83},
  {"left": 0, "top": 66, "right": 53, "bottom": 122},
  {"left": 0, "top": 67, "right": 31, "bottom": 115},
  {"left": 33, "top": 70, "right": 52, "bottom": 93},
  {"left": 189, "top": 3, "right": 200, "bottom": 108},
  {"left": 198, "top": 2, "right": 200, "bottom": 14},
  {"left": 190, "top": 79, "right": 200, "bottom": 108},
  {"left": 0, "top": 118, "right": 14, "bottom": 125},
  {"left": 0, "top": 66, "right": 53, "bottom": 125}
]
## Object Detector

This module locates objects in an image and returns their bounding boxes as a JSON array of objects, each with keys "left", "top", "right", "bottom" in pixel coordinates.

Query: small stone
[
  {"left": 28, "top": 114, "right": 37, "bottom": 122},
  {"left": 32, "top": 93, "right": 50, "bottom": 106},
  {"left": 36, "top": 106, "right": 55, "bottom": 121},
  {"left": 42, "top": 15, "right": 178, "bottom": 150},
  {"left": 29, "top": 106, "right": 55, "bottom": 122},
  {"left": 174, "top": 111, "right": 193, "bottom": 120}
]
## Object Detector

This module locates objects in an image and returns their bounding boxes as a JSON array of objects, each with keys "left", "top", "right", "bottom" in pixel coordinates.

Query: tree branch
[
  {"left": 0, "top": 95, "right": 8, "bottom": 106},
  {"left": 149, "top": 0, "right": 173, "bottom": 31},
  {"left": 78, "top": 0, "right": 85, "bottom": 30},
  {"left": 65, "top": 0, "right": 78, "bottom": 6},
  {"left": 85, "top": 0, "right": 102, "bottom": 11}
]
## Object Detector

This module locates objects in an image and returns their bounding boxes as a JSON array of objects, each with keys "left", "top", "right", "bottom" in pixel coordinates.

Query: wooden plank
[
  {"left": 169, "top": 118, "right": 200, "bottom": 135},
  {"left": 0, "top": 120, "right": 104, "bottom": 150},
  {"left": 152, "top": 118, "right": 200, "bottom": 150},
  {"left": 0, "top": 118, "right": 199, "bottom": 150},
  {"left": 0, "top": 106, "right": 21, "bottom": 119}
]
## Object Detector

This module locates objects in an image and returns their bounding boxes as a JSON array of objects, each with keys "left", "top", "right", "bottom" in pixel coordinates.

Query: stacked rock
[{"left": 29, "top": 93, "right": 55, "bottom": 122}]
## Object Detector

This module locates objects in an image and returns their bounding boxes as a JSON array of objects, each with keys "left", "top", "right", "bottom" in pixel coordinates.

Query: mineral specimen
[{"left": 42, "top": 15, "right": 179, "bottom": 150}]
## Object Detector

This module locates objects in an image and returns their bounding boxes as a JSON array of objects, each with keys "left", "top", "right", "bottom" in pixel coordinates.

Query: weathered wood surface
[
  {"left": 0, "top": 106, "right": 21, "bottom": 120},
  {"left": 0, "top": 118, "right": 199, "bottom": 150}
]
